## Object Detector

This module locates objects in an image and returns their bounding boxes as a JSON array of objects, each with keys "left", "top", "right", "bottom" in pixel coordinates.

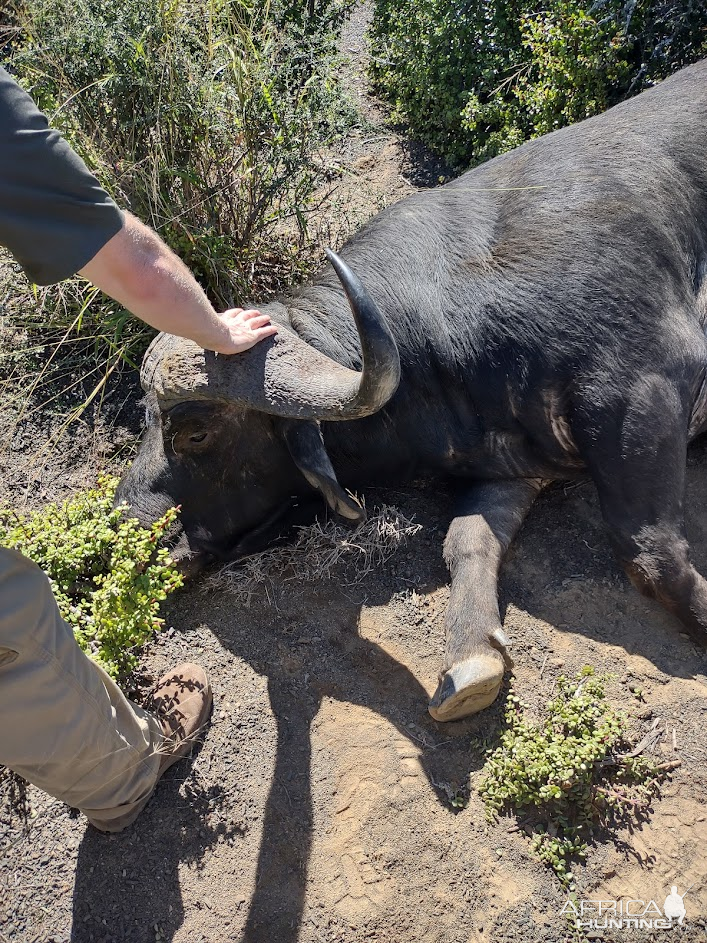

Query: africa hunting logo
[{"left": 561, "top": 885, "right": 692, "bottom": 930}]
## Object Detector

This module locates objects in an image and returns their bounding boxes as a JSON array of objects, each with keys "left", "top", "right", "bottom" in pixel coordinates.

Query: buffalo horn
[{"left": 141, "top": 250, "right": 400, "bottom": 420}]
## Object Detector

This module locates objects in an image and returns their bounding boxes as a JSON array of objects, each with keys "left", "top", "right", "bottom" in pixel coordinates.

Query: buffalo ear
[{"left": 278, "top": 419, "right": 365, "bottom": 523}]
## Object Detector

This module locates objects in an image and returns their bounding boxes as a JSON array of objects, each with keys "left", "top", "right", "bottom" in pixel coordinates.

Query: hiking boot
[
  {"left": 146, "top": 662, "right": 213, "bottom": 775},
  {"left": 88, "top": 663, "right": 212, "bottom": 832}
]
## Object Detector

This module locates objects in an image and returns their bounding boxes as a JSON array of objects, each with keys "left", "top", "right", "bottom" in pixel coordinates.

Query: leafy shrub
[
  {"left": 262, "top": 0, "right": 355, "bottom": 63},
  {"left": 479, "top": 668, "right": 668, "bottom": 885},
  {"left": 0, "top": 476, "right": 182, "bottom": 679},
  {"left": 6, "top": 0, "right": 354, "bottom": 376},
  {"left": 370, "top": 0, "right": 707, "bottom": 166}
]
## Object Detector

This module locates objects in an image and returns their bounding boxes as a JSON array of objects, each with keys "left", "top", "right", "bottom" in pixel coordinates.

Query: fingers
[
  {"left": 230, "top": 325, "right": 278, "bottom": 353},
  {"left": 222, "top": 307, "right": 266, "bottom": 324},
  {"left": 214, "top": 307, "right": 278, "bottom": 355},
  {"left": 221, "top": 308, "right": 277, "bottom": 332},
  {"left": 252, "top": 323, "right": 278, "bottom": 336},
  {"left": 242, "top": 314, "right": 274, "bottom": 330},
  {"left": 229, "top": 327, "right": 278, "bottom": 353}
]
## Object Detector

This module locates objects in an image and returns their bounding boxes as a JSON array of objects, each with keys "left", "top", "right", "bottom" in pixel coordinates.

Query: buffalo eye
[{"left": 189, "top": 432, "right": 208, "bottom": 444}]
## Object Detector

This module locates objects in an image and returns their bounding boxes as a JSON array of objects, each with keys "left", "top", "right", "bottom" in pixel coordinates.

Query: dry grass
[{"left": 208, "top": 504, "right": 422, "bottom": 607}]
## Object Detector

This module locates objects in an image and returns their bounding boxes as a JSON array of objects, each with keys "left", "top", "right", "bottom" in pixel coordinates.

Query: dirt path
[
  {"left": 314, "top": 1, "right": 449, "bottom": 246},
  {"left": 2, "top": 5, "right": 707, "bottom": 943}
]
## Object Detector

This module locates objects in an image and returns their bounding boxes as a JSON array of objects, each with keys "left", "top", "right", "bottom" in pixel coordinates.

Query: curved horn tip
[{"left": 325, "top": 248, "right": 356, "bottom": 285}]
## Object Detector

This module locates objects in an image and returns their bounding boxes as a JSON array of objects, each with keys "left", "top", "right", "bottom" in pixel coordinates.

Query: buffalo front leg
[{"left": 429, "top": 478, "right": 543, "bottom": 722}]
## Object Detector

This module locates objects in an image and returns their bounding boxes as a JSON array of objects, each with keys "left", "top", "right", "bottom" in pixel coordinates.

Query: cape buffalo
[{"left": 117, "top": 59, "right": 707, "bottom": 721}]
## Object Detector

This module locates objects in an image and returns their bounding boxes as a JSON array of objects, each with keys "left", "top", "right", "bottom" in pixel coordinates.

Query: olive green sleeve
[{"left": 0, "top": 66, "right": 124, "bottom": 286}]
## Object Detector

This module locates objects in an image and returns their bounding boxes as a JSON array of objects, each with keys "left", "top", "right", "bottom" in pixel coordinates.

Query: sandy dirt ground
[
  {"left": 1, "top": 4, "right": 707, "bottom": 942},
  {"left": 2, "top": 457, "right": 707, "bottom": 943}
]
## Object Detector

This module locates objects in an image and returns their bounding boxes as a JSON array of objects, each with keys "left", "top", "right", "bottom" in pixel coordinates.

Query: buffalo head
[{"left": 116, "top": 251, "right": 400, "bottom": 572}]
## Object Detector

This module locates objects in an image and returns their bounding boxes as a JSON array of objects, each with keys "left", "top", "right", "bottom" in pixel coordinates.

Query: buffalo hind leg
[
  {"left": 429, "top": 478, "right": 543, "bottom": 722},
  {"left": 576, "top": 376, "right": 707, "bottom": 649}
]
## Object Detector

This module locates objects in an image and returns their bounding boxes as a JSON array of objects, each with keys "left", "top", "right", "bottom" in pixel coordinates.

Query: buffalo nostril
[{"left": 173, "top": 549, "right": 212, "bottom": 579}]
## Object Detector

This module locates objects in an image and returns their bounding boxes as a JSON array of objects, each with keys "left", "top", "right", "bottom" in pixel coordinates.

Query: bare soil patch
[{"left": 3, "top": 473, "right": 706, "bottom": 943}]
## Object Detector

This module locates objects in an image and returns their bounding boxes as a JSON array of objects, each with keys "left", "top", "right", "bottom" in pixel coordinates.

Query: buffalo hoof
[{"left": 428, "top": 650, "right": 504, "bottom": 722}]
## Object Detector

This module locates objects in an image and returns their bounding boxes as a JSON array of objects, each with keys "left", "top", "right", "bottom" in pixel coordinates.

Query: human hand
[
  {"left": 79, "top": 214, "right": 281, "bottom": 354},
  {"left": 213, "top": 307, "right": 278, "bottom": 355}
]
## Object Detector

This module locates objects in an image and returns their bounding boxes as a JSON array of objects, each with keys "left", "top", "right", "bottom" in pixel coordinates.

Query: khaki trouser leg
[{"left": 0, "top": 547, "right": 165, "bottom": 831}]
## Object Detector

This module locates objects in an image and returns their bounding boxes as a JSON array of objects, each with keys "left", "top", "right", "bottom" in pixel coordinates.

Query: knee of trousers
[{"left": 0, "top": 547, "right": 62, "bottom": 654}]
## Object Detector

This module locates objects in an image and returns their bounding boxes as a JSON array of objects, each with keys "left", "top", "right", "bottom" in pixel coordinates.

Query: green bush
[
  {"left": 479, "top": 668, "right": 666, "bottom": 885},
  {"left": 370, "top": 0, "right": 707, "bottom": 166},
  {"left": 0, "top": 476, "right": 182, "bottom": 680},
  {"left": 7, "top": 0, "right": 354, "bottom": 369}
]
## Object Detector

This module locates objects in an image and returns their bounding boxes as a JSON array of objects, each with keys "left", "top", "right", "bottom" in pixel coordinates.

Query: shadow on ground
[
  {"left": 69, "top": 465, "right": 707, "bottom": 942},
  {"left": 69, "top": 487, "right": 500, "bottom": 942},
  {"left": 70, "top": 543, "right": 496, "bottom": 941}
]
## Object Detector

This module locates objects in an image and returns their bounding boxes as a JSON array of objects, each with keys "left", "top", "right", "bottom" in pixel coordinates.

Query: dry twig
[{"left": 208, "top": 504, "right": 422, "bottom": 607}]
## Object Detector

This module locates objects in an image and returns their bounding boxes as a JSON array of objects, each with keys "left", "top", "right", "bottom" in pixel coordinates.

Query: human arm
[
  {"left": 79, "top": 213, "right": 277, "bottom": 354},
  {"left": 0, "top": 66, "right": 275, "bottom": 354}
]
